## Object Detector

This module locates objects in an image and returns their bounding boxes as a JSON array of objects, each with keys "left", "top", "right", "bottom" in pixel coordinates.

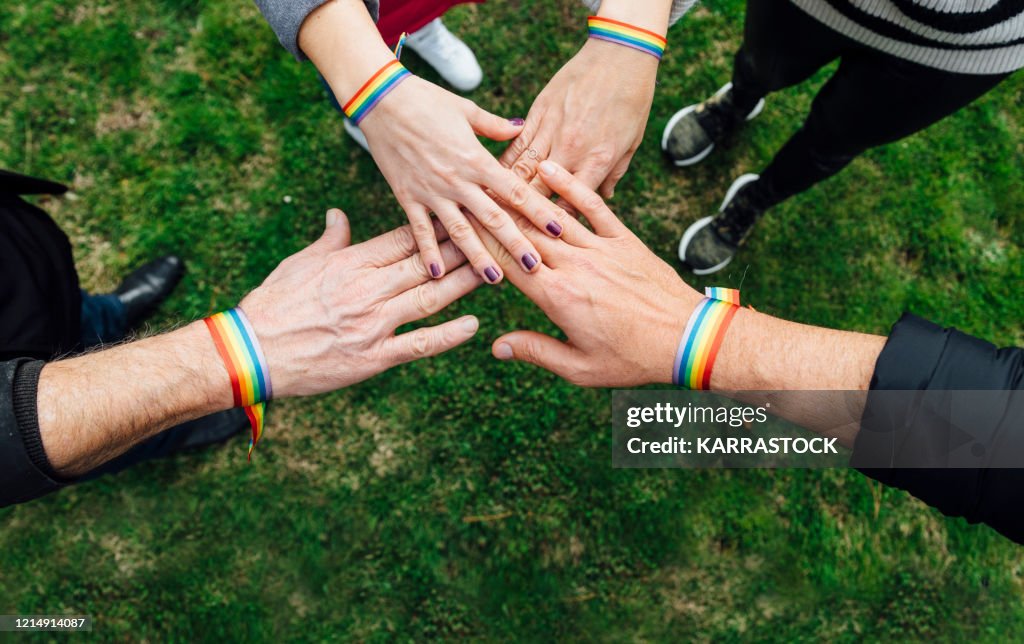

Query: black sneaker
[
  {"left": 661, "top": 82, "right": 765, "bottom": 167},
  {"left": 679, "top": 174, "right": 764, "bottom": 275}
]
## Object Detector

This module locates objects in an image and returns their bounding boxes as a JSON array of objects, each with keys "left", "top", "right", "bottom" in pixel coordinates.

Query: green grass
[{"left": 2, "top": 0, "right": 1024, "bottom": 640}]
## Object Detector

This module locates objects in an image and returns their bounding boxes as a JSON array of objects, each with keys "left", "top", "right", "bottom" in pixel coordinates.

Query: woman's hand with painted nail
[
  {"left": 498, "top": 38, "right": 659, "bottom": 206},
  {"left": 357, "top": 77, "right": 571, "bottom": 284},
  {"left": 469, "top": 161, "right": 703, "bottom": 387},
  {"left": 239, "top": 209, "right": 483, "bottom": 397}
]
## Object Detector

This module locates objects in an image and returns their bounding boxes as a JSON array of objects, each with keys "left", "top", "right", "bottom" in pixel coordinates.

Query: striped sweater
[{"left": 788, "top": 0, "right": 1024, "bottom": 74}]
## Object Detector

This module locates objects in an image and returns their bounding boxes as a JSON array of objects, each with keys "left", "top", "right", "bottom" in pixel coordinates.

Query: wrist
[
  {"left": 300, "top": 0, "right": 397, "bottom": 101},
  {"left": 185, "top": 320, "right": 237, "bottom": 413},
  {"left": 580, "top": 37, "right": 660, "bottom": 72},
  {"left": 594, "top": 1, "right": 671, "bottom": 36},
  {"left": 325, "top": 48, "right": 399, "bottom": 105},
  {"left": 647, "top": 284, "right": 704, "bottom": 386},
  {"left": 347, "top": 64, "right": 417, "bottom": 130},
  {"left": 663, "top": 287, "right": 743, "bottom": 390},
  {"left": 586, "top": 14, "right": 668, "bottom": 62}
]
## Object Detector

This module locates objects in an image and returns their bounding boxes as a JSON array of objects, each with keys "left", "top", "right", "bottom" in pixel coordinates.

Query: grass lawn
[{"left": 2, "top": 0, "right": 1023, "bottom": 640}]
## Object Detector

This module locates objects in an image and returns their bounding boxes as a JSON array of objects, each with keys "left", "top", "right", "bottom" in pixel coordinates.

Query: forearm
[
  {"left": 37, "top": 322, "right": 231, "bottom": 477},
  {"left": 713, "top": 309, "right": 884, "bottom": 392},
  {"left": 298, "top": 0, "right": 394, "bottom": 101},
  {"left": 674, "top": 307, "right": 886, "bottom": 447}
]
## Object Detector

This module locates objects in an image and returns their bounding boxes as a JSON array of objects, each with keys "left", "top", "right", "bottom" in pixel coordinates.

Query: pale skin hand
[
  {"left": 299, "top": 0, "right": 570, "bottom": 283},
  {"left": 473, "top": 161, "right": 887, "bottom": 446},
  {"left": 500, "top": 0, "right": 671, "bottom": 205},
  {"left": 37, "top": 210, "right": 483, "bottom": 476}
]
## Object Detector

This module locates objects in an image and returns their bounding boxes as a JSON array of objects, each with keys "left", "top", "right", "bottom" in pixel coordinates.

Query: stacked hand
[
  {"left": 239, "top": 209, "right": 483, "bottom": 397},
  {"left": 472, "top": 160, "right": 702, "bottom": 387},
  {"left": 359, "top": 77, "right": 575, "bottom": 284},
  {"left": 499, "top": 39, "right": 660, "bottom": 206}
]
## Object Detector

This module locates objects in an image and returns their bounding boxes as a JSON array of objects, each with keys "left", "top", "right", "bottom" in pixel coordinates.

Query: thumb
[
  {"left": 315, "top": 208, "right": 352, "bottom": 252},
  {"left": 492, "top": 331, "right": 587, "bottom": 384},
  {"left": 465, "top": 101, "right": 525, "bottom": 142},
  {"left": 598, "top": 154, "right": 633, "bottom": 199}
]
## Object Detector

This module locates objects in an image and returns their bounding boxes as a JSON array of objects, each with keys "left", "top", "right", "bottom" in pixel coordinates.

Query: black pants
[
  {"left": 0, "top": 170, "right": 242, "bottom": 481},
  {"left": 729, "top": 0, "right": 1011, "bottom": 208}
]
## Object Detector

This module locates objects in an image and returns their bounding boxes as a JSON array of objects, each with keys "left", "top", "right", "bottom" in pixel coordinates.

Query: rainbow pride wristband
[
  {"left": 587, "top": 16, "right": 667, "bottom": 60},
  {"left": 204, "top": 308, "right": 273, "bottom": 460},
  {"left": 342, "top": 59, "right": 412, "bottom": 125},
  {"left": 673, "top": 287, "right": 741, "bottom": 390}
]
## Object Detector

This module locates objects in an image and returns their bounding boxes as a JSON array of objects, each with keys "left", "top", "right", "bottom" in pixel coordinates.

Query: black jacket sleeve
[
  {"left": 853, "top": 313, "right": 1024, "bottom": 544},
  {"left": 0, "top": 358, "right": 65, "bottom": 507}
]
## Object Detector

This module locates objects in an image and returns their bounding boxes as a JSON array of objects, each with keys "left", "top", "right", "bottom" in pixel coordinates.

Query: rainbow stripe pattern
[
  {"left": 673, "top": 287, "right": 741, "bottom": 390},
  {"left": 587, "top": 16, "right": 667, "bottom": 60},
  {"left": 343, "top": 59, "right": 412, "bottom": 125},
  {"left": 204, "top": 308, "right": 273, "bottom": 460}
]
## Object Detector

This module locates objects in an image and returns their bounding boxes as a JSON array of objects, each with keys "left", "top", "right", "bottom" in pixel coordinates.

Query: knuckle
[
  {"left": 511, "top": 160, "right": 535, "bottom": 181},
  {"left": 409, "top": 219, "right": 435, "bottom": 242},
  {"left": 506, "top": 181, "right": 532, "bottom": 210},
  {"left": 506, "top": 136, "right": 527, "bottom": 158},
  {"left": 446, "top": 219, "right": 475, "bottom": 243},
  {"left": 436, "top": 166, "right": 461, "bottom": 185},
  {"left": 487, "top": 243, "right": 515, "bottom": 268},
  {"left": 393, "top": 225, "right": 416, "bottom": 253},
  {"left": 410, "top": 257, "right": 431, "bottom": 280},
  {"left": 475, "top": 206, "right": 508, "bottom": 230},
  {"left": 409, "top": 331, "right": 434, "bottom": 357},
  {"left": 413, "top": 284, "right": 440, "bottom": 316},
  {"left": 519, "top": 340, "right": 541, "bottom": 364},
  {"left": 590, "top": 146, "right": 616, "bottom": 169},
  {"left": 580, "top": 192, "right": 606, "bottom": 214}
]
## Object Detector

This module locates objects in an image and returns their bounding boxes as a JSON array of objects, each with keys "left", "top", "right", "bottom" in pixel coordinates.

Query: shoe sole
[
  {"left": 661, "top": 82, "right": 766, "bottom": 167},
  {"left": 678, "top": 173, "right": 760, "bottom": 275}
]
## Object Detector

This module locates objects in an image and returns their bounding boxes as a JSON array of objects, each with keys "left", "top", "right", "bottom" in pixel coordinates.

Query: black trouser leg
[
  {"left": 730, "top": 0, "right": 848, "bottom": 115},
  {"left": 758, "top": 52, "right": 1011, "bottom": 207}
]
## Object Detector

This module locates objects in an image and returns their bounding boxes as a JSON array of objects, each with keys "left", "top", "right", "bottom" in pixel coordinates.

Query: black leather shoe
[{"left": 114, "top": 256, "right": 185, "bottom": 328}]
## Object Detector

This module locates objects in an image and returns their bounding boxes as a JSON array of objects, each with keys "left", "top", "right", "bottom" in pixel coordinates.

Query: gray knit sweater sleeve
[
  {"left": 253, "top": 0, "right": 380, "bottom": 60},
  {"left": 580, "top": 0, "right": 699, "bottom": 27}
]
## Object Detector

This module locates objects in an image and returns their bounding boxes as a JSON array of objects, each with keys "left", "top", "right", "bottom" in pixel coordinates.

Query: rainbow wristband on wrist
[
  {"left": 342, "top": 59, "right": 412, "bottom": 125},
  {"left": 204, "top": 308, "right": 273, "bottom": 460},
  {"left": 673, "top": 287, "right": 741, "bottom": 390},
  {"left": 587, "top": 16, "right": 667, "bottom": 60}
]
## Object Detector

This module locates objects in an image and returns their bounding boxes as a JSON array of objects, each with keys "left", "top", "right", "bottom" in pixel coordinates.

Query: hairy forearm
[
  {"left": 705, "top": 309, "right": 885, "bottom": 447},
  {"left": 714, "top": 309, "right": 884, "bottom": 391},
  {"left": 37, "top": 322, "right": 232, "bottom": 477},
  {"left": 298, "top": 0, "right": 394, "bottom": 100}
]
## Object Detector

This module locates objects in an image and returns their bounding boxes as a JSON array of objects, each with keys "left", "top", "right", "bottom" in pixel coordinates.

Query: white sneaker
[
  {"left": 343, "top": 117, "right": 370, "bottom": 153},
  {"left": 405, "top": 18, "right": 483, "bottom": 92}
]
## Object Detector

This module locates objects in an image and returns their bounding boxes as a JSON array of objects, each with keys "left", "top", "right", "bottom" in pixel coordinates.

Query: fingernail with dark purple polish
[
  {"left": 546, "top": 221, "right": 563, "bottom": 236},
  {"left": 484, "top": 266, "right": 500, "bottom": 283},
  {"left": 509, "top": 117, "right": 525, "bottom": 126},
  {"left": 430, "top": 263, "right": 441, "bottom": 278},
  {"left": 522, "top": 253, "right": 538, "bottom": 270}
]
